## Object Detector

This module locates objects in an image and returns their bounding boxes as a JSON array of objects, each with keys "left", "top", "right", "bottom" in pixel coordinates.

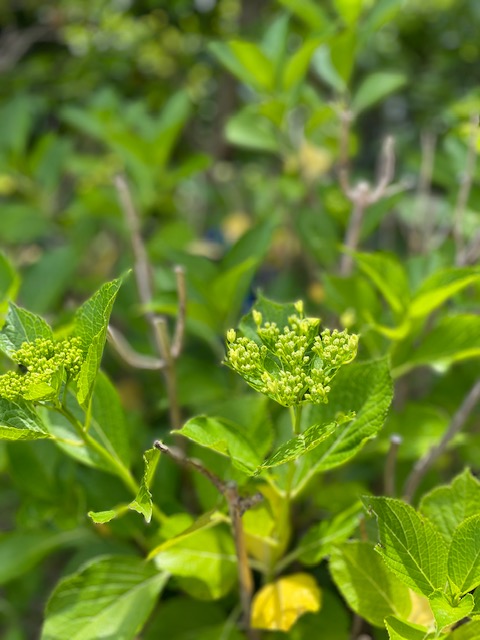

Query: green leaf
[
  {"left": 311, "top": 45, "right": 346, "bottom": 93},
  {"left": 0, "top": 397, "right": 49, "bottom": 440},
  {"left": 239, "top": 294, "right": 298, "bottom": 342},
  {"left": 0, "top": 529, "right": 89, "bottom": 585},
  {"left": 225, "top": 106, "right": 281, "bottom": 153},
  {"left": 449, "top": 620, "right": 480, "bottom": 639},
  {"left": 352, "top": 71, "right": 407, "bottom": 114},
  {"left": 419, "top": 468, "right": 480, "bottom": 543},
  {"left": 177, "top": 416, "right": 261, "bottom": 474},
  {"left": 143, "top": 596, "right": 243, "bottom": 640},
  {"left": 352, "top": 252, "right": 410, "bottom": 315},
  {"left": 257, "top": 418, "right": 345, "bottom": 472},
  {"left": 128, "top": 448, "right": 160, "bottom": 523},
  {"left": 384, "top": 616, "right": 432, "bottom": 640},
  {"left": 74, "top": 277, "right": 123, "bottom": 407},
  {"left": 364, "top": 497, "right": 448, "bottom": 597},
  {"left": 151, "top": 523, "right": 237, "bottom": 600},
  {"left": 394, "top": 315, "right": 480, "bottom": 376},
  {"left": 298, "top": 502, "right": 363, "bottom": 565},
  {"left": 41, "top": 556, "right": 168, "bottom": 640},
  {"left": 282, "top": 37, "right": 323, "bottom": 90},
  {"left": 277, "top": 0, "right": 330, "bottom": 31},
  {"left": 0, "top": 253, "right": 19, "bottom": 328},
  {"left": 333, "top": 0, "right": 364, "bottom": 24},
  {"left": 209, "top": 40, "right": 274, "bottom": 91},
  {"left": 409, "top": 267, "right": 480, "bottom": 320},
  {"left": 291, "top": 358, "right": 393, "bottom": 494},
  {"left": 448, "top": 515, "right": 480, "bottom": 595},
  {"left": 330, "top": 542, "right": 412, "bottom": 628},
  {"left": 429, "top": 590, "right": 474, "bottom": 631},
  {"left": 90, "top": 371, "right": 131, "bottom": 467},
  {"left": 228, "top": 40, "right": 275, "bottom": 91},
  {"left": 0, "top": 303, "right": 53, "bottom": 357},
  {"left": 88, "top": 507, "right": 128, "bottom": 524}
]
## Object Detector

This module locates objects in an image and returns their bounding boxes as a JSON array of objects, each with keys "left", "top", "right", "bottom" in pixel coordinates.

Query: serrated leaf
[
  {"left": 352, "top": 71, "right": 407, "bottom": 114},
  {"left": 364, "top": 497, "right": 448, "bottom": 597},
  {"left": 330, "top": 541, "right": 411, "bottom": 627},
  {"left": 291, "top": 358, "right": 393, "bottom": 495},
  {"left": 74, "top": 278, "right": 123, "bottom": 407},
  {"left": 177, "top": 415, "right": 261, "bottom": 474},
  {"left": 409, "top": 267, "right": 480, "bottom": 320},
  {"left": 251, "top": 573, "right": 321, "bottom": 632},
  {"left": 352, "top": 251, "right": 410, "bottom": 315},
  {"left": 128, "top": 448, "right": 160, "bottom": 523},
  {"left": 239, "top": 294, "right": 299, "bottom": 342},
  {"left": 0, "top": 302, "right": 53, "bottom": 357},
  {"left": 41, "top": 555, "right": 168, "bottom": 640},
  {"left": 258, "top": 419, "right": 345, "bottom": 472},
  {"left": 0, "top": 397, "right": 49, "bottom": 440},
  {"left": 448, "top": 514, "right": 480, "bottom": 595},
  {"left": 298, "top": 502, "right": 363, "bottom": 565},
  {"left": 384, "top": 616, "right": 432, "bottom": 640},
  {"left": 420, "top": 468, "right": 480, "bottom": 543},
  {"left": 429, "top": 590, "right": 474, "bottom": 631}
]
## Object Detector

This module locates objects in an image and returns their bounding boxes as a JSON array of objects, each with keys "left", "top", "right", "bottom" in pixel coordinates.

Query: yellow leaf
[{"left": 251, "top": 573, "right": 322, "bottom": 631}]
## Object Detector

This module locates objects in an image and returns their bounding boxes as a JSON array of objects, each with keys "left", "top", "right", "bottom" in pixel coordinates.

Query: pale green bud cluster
[
  {"left": 225, "top": 306, "right": 358, "bottom": 407},
  {"left": 0, "top": 337, "right": 84, "bottom": 401}
]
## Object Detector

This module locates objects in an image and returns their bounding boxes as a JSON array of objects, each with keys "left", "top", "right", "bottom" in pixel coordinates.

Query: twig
[
  {"left": 0, "top": 26, "right": 54, "bottom": 73},
  {"left": 338, "top": 127, "right": 397, "bottom": 276},
  {"left": 154, "top": 440, "right": 262, "bottom": 639},
  {"left": 107, "top": 326, "right": 165, "bottom": 370},
  {"left": 403, "top": 379, "right": 480, "bottom": 502},
  {"left": 418, "top": 131, "right": 437, "bottom": 252},
  {"left": 384, "top": 434, "right": 402, "bottom": 497},
  {"left": 114, "top": 174, "right": 187, "bottom": 429},
  {"left": 453, "top": 113, "right": 479, "bottom": 266}
]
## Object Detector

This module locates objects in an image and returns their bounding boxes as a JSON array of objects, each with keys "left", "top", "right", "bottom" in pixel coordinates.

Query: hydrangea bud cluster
[
  {"left": 0, "top": 337, "right": 84, "bottom": 401},
  {"left": 225, "top": 304, "right": 358, "bottom": 408}
]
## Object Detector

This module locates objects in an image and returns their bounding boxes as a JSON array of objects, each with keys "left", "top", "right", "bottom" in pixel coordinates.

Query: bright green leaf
[
  {"left": 298, "top": 502, "right": 363, "bottom": 565},
  {"left": 384, "top": 616, "right": 432, "bottom": 640},
  {"left": 277, "top": 0, "right": 330, "bottom": 31},
  {"left": 352, "top": 71, "right": 407, "bottom": 114},
  {"left": 364, "top": 497, "right": 448, "bottom": 597},
  {"left": 257, "top": 418, "right": 345, "bottom": 472},
  {"left": 74, "top": 277, "right": 123, "bottom": 407},
  {"left": 128, "top": 448, "right": 160, "bottom": 523},
  {"left": 448, "top": 515, "right": 480, "bottom": 595},
  {"left": 429, "top": 590, "right": 474, "bottom": 631},
  {"left": 419, "top": 468, "right": 480, "bottom": 543},
  {"left": 333, "top": 0, "right": 364, "bottom": 24},
  {"left": 222, "top": 40, "right": 275, "bottom": 91},
  {"left": 0, "top": 303, "right": 53, "bottom": 358},
  {"left": 177, "top": 415, "right": 261, "bottom": 474},
  {"left": 291, "top": 358, "right": 393, "bottom": 494},
  {"left": 0, "top": 253, "right": 19, "bottom": 328},
  {"left": 225, "top": 107, "right": 281, "bottom": 153},
  {"left": 41, "top": 555, "right": 168, "bottom": 640},
  {"left": 0, "top": 397, "right": 49, "bottom": 440},
  {"left": 152, "top": 523, "right": 237, "bottom": 600},
  {"left": 409, "top": 267, "right": 480, "bottom": 320},
  {"left": 352, "top": 252, "right": 410, "bottom": 315},
  {"left": 282, "top": 38, "right": 323, "bottom": 90},
  {"left": 88, "top": 507, "right": 128, "bottom": 524},
  {"left": 449, "top": 619, "right": 480, "bottom": 639},
  {"left": 330, "top": 541, "right": 412, "bottom": 628}
]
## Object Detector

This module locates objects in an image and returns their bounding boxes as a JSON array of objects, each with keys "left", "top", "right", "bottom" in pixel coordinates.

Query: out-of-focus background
[{"left": 1, "top": 1, "right": 480, "bottom": 637}]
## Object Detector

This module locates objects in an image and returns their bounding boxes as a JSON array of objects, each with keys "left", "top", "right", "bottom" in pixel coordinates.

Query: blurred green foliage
[{"left": 1, "top": 0, "right": 480, "bottom": 638}]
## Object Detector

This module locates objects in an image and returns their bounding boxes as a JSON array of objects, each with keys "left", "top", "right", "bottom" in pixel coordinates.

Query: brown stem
[
  {"left": 339, "top": 188, "right": 369, "bottom": 276},
  {"left": 403, "top": 379, "right": 480, "bottom": 502},
  {"left": 154, "top": 441, "right": 262, "bottom": 639},
  {"left": 154, "top": 318, "right": 182, "bottom": 430}
]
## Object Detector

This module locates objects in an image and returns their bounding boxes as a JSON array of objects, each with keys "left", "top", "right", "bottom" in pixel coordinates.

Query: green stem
[{"left": 54, "top": 405, "right": 165, "bottom": 523}]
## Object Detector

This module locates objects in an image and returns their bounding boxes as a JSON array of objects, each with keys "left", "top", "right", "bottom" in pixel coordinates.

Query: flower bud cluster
[
  {"left": 225, "top": 306, "right": 358, "bottom": 407},
  {"left": 0, "top": 337, "right": 84, "bottom": 401}
]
